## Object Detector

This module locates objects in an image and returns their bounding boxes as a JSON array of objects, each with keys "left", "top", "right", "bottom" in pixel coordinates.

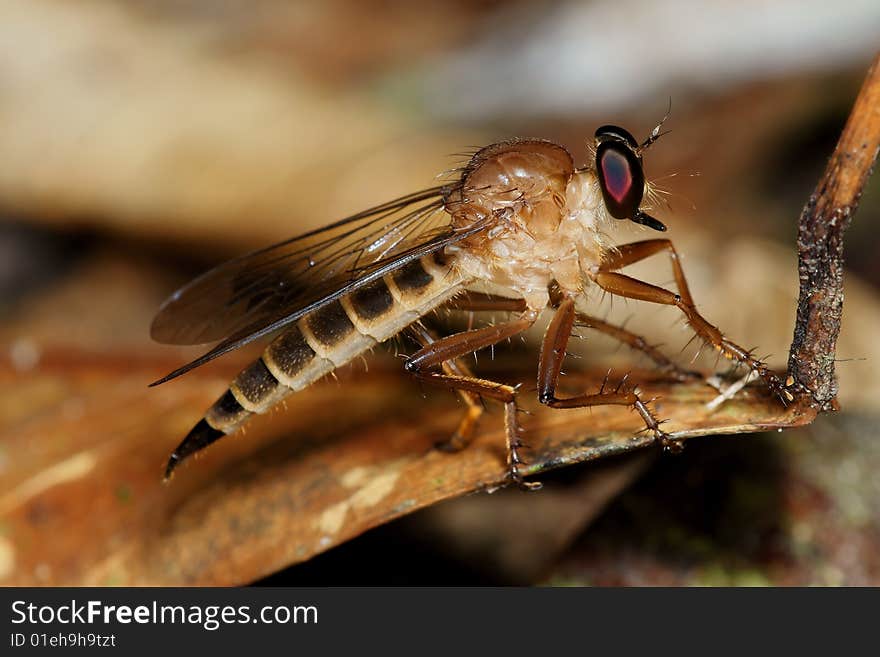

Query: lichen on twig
[{"left": 787, "top": 53, "right": 880, "bottom": 410}]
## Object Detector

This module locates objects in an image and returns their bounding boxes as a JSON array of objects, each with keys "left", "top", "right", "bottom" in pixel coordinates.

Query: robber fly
[{"left": 151, "top": 118, "right": 787, "bottom": 487}]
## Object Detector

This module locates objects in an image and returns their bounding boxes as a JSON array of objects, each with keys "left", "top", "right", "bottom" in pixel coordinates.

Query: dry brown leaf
[{"left": 0, "top": 343, "right": 814, "bottom": 586}]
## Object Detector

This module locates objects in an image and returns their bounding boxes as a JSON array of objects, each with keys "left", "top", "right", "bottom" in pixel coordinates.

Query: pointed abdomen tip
[{"left": 162, "top": 418, "right": 225, "bottom": 481}]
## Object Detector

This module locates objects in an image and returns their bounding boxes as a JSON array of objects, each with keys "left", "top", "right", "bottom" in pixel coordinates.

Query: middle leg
[
  {"left": 538, "top": 297, "right": 681, "bottom": 451},
  {"left": 575, "top": 312, "right": 704, "bottom": 383},
  {"left": 448, "top": 291, "right": 702, "bottom": 383}
]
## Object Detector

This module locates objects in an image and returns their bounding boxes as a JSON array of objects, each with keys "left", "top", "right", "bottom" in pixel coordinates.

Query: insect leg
[
  {"left": 589, "top": 252, "right": 788, "bottom": 400},
  {"left": 591, "top": 270, "right": 793, "bottom": 401},
  {"left": 407, "top": 322, "right": 484, "bottom": 452},
  {"left": 575, "top": 312, "right": 703, "bottom": 383},
  {"left": 405, "top": 313, "right": 541, "bottom": 488},
  {"left": 600, "top": 239, "right": 696, "bottom": 305},
  {"left": 539, "top": 298, "right": 679, "bottom": 451},
  {"left": 406, "top": 313, "right": 537, "bottom": 371},
  {"left": 445, "top": 292, "right": 529, "bottom": 312}
]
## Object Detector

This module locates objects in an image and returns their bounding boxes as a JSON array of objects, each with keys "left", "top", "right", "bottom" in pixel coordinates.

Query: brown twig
[{"left": 787, "top": 53, "right": 880, "bottom": 410}]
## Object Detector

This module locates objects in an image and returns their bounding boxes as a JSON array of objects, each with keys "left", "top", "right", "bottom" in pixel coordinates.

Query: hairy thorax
[{"left": 443, "top": 140, "right": 607, "bottom": 311}]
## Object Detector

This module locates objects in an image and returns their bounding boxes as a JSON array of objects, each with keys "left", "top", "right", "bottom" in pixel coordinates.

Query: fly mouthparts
[{"left": 633, "top": 211, "right": 667, "bottom": 232}]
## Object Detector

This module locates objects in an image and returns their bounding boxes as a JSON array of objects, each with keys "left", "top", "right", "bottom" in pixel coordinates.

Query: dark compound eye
[
  {"left": 596, "top": 140, "right": 644, "bottom": 220},
  {"left": 594, "top": 123, "right": 667, "bottom": 232},
  {"left": 594, "top": 124, "right": 639, "bottom": 150}
]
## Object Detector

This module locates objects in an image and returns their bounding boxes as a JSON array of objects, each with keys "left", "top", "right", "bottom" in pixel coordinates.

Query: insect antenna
[{"left": 639, "top": 97, "right": 673, "bottom": 152}]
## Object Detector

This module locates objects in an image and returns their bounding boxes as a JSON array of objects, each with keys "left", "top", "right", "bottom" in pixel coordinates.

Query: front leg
[
  {"left": 595, "top": 240, "right": 790, "bottom": 402},
  {"left": 538, "top": 298, "right": 680, "bottom": 451}
]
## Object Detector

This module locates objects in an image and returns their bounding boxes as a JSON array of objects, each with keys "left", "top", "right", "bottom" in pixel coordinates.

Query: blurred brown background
[{"left": 1, "top": 0, "right": 879, "bottom": 586}]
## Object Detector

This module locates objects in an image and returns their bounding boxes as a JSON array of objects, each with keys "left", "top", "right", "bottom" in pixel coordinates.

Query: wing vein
[{"left": 149, "top": 184, "right": 486, "bottom": 384}]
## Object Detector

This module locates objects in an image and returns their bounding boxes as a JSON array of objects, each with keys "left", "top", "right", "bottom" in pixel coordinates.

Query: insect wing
[{"left": 150, "top": 185, "right": 479, "bottom": 385}]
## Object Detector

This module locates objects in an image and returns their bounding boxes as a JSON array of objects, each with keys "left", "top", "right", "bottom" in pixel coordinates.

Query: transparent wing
[{"left": 150, "top": 184, "right": 483, "bottom": 385}]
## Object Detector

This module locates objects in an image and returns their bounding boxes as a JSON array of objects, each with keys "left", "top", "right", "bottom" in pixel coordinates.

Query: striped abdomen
[{"left": 164, "top": 254, "right": 466, "bottom": 478}]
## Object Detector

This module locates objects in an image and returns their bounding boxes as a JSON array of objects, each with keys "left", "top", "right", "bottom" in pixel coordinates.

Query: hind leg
[
  {"left": 407, "top": 323, "right": 484, "bottom": 452},
  {"left": 405, "top": 312, "right": 542, "bottom": 488}
]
